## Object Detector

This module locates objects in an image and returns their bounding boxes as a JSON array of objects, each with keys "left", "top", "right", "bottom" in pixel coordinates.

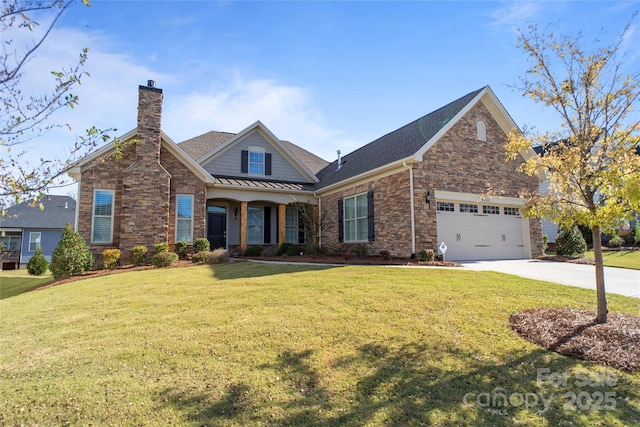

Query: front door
[{"left": 208, "top": 212, "right": 227, "bottom": 250}]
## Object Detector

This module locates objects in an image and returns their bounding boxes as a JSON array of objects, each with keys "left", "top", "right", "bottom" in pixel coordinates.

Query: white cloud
[{"left": 490, "top": 1, "right": 541, "bottom": 31}]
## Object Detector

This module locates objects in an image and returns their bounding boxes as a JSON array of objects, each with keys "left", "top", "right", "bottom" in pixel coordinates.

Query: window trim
[
  {"left": 504, "top": 207, "right": 520, "bottom": 216},
  {"left": 0, "top": 235, "right": 21, "bottom": 251},
  {"left": 247, "top": 206, "right": 264, "bottom": 244},
  {"left": 285, "top": 206, "right": 300, "bottom": 244},
  {"left": 29, "top": 232, "right": 41, "bottom": 252},
  {"left": 175, "top": 194, "right": 194, "bottom": 244},
  {"left": 248, "top": 146, "right": 265, "bottom": 176},
  {"left": 483, "top": 205, "right": 500, "bottom": 215},
  {"left": 459, "top": 203, "right": 478, "bottom": 213},
  {"left": 91, "top": 189, "right": 115, "bottom": 244},
  {"left": 343, "top": 192, "right": 369, "bottom": 242},
  {"left": 477, "top": 121, "right": 486, "bottom": 141}
]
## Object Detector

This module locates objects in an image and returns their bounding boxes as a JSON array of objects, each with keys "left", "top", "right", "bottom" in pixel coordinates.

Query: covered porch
[{"left": 205, "top": 180, "right": 318, "bottom": 255}]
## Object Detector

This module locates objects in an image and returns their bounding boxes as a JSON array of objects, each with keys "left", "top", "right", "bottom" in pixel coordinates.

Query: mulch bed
[
  {"left": 246, "top": 255, "right": 462, "bottom": 267},
  {"left": 536, "top": 255, "right": 595, "bottom": 265},
  {"left": 509, "top": 307, "right": 640, "bottom": 373}
]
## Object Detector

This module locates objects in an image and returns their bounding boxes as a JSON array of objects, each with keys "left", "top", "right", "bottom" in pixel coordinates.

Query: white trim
[
  {"left": 434, "top": 190, "right": 525, "bottom": 206},
  {"left": 91, "top": 189, "right": 115, "bottom": 244},
  {"left": 175, "top": 194, "right": 195, "bottom": 244},
  {"left": 28, "top": 232, "right": 41, "bottom": 252},
  {"left": 477, "top": 121, "right": 487, "bottom": 141},
  {"left": 343, "top": 192, "right": 368, "bottom": 243},
  {"left": 403, "top": 162, "right": 416, "bottom": 254}
]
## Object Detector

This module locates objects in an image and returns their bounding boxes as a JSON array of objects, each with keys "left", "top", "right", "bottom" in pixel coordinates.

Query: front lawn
[
  {"left": 0, "top": 268, "right": 53, "bottom": 299},
  {"left": 585, "top": 250, "right": 640, "bottom": 270},
  {"left": 1, "top": 263, "right": 638, "bottom": 426}
]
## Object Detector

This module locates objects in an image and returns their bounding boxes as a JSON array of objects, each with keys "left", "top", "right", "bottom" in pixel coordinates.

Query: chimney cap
[{"left": 147, "top": 79, "right": 155, "bottom": 87}]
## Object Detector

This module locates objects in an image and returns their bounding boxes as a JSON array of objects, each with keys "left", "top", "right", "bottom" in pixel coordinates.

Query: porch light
[
  {"left": 234, "top": 207, "right": 239, "bottom": 218},
  {"left": 425, "top": 190, "right": 432, "bottom": 205}
]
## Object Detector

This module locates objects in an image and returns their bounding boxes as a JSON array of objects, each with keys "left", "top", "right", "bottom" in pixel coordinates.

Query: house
[
  {"left": 68, "top": 81, "right": 543, "bottom": 264},
  {"left": 0, "top": 195, "right": 76, "bottom": 270}
]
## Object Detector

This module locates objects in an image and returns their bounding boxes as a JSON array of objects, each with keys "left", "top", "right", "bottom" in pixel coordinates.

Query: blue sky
[{"left": 12, "top": 1, "right": 640, "bottom": 195}]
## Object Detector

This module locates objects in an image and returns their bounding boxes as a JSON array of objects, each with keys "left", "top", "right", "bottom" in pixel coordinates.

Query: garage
[{"left": 435, "top": 199, "right": 527, "bottom": 261}]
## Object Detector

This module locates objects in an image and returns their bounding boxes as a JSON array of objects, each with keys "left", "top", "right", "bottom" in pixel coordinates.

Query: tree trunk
[{"left": 592, "top": 226, "right": 608, "bottom": 323}]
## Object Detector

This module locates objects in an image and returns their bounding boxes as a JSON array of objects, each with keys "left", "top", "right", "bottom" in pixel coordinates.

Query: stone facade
[
  {"left": 319, "top": 102, "right": 543, "bottom": 258},
  {"left": 77, "top": 84, "right": 207, "bottom": 264}
]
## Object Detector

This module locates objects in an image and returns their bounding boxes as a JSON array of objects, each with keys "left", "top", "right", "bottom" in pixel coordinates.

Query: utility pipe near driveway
[{"left": 403, "top": 161, "right": 416, "bottom": 256}]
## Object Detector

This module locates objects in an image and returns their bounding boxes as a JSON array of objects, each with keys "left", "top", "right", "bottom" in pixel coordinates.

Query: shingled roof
[
  {"left": 0, "top": 195, "right": 76, "bottom": 229},
  {"left": 314, "top": 87, "right": 485, "bottom": 190},
  {"left": 177, "top": 130, "right": 329, "bottom": 175}
]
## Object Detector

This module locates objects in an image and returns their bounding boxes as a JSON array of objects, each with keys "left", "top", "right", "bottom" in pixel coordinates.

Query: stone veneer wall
[{"left": 319, "top": 101, "right": 543, "bottom": 258}]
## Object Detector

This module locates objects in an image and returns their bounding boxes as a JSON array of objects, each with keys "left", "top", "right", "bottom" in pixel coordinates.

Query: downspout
[
  {"left": 314, "top": 192, "right": 321, "bottom": 247},
  {"left": 403, "top": 161, "right": 416, "bottom": 255}
]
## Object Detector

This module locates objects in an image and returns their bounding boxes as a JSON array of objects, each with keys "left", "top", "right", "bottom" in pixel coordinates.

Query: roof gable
[
  {"left": 315, "top": 87, "right": 487, "bottom": 190},
  {"left": 0, "top": 195, "right": 75, "bottom": 229}
]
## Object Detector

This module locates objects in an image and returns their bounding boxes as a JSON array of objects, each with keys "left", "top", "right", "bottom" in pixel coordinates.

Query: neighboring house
[
  {"left": 68, "top": 81, "right": 542, "bottom": 263},
  {"left": 0, "top": 196, "right": 76, "bottom": 270}
]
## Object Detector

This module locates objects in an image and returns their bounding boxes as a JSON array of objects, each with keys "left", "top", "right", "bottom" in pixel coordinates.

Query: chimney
[{"left": 136, "top": 80, "right": 163, "bottom": 164}]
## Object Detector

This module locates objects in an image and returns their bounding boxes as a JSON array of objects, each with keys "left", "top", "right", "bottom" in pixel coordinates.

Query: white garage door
[{"left": 436, "top": 201, "right": 526, "bottom": 261}]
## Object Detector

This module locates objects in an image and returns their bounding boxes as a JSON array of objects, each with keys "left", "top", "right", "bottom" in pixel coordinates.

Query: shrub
[
  {"left": 102, "top": 248, "right": 121, "bottom": 270},
  {"left": 608, "top": 235, "right": 624, "bottom": 248},
  {"left": 542, "top": 234, "right": 549, "bottom": 253},
  {"left": 379, "top": 250, "right": 390, "bottom": 261},
  {"left": 49, "top": 223, "right": 93, "bottom": 279},
  {"left": 305, "top": 243, "right": 326, "bottom": 256},
  {"left": 131, "top": 245, "right": 148, "bottom": 266},
  {"left": 154, "top": 242, "right": 169, "bottom": 255},
  {"left": 278, "top": 242, "right": 297, "bottom": 256},
  {"left": 208, "top": 248, "right": 230, "bottom": 264},
  {"left": 194, "top": 238, "right": 210, "bottom": 253},
  {"left": 174, "top": 241, "right": 189, "bottom": 260},
  {"left": 191, "top": 251, "right": 210, "bottom": 263},
  {"left": 27, "top": 248, "right": 48, "bottom": 276},
  {"left": 350, "top": 244, "right": 368, "bottom": 258},
  {"left": 635, "top": 226, "right": 640, "bottom": 245},
  {"left": 419, "top": 249, "right": 435, "bottom": 261},
  {"left": 152, "top": 251, "right": 179, "bottom": 268},
  {"left": 242, "top": 246, "right": 263, "bottom": 257},
  {"left": 555, "top": 226, "right": 587, "bottom": 256}
]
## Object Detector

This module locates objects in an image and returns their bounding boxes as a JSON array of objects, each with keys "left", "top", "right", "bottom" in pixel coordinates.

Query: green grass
[
  {"left": 585, "top": 250, "right": 640, "bottom": 270},
  {"left": 1, "top": 263, "right": 638, "bottom": 426},
  {"left": 0, "top": 268, "right": 53, "bottom": 299}
]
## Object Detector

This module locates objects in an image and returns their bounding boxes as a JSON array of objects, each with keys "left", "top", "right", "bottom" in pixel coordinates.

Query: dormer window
[
  {"left": 477, "top": 121, "right": 486, "bottom": 141},
  {"left": 241, "top": 147, "right": 272, "bottom": 176}
]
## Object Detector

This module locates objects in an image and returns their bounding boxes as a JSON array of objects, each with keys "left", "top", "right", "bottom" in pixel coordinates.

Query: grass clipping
[{"left": 509, "top": 308, "right": 640, "bottom": 373}]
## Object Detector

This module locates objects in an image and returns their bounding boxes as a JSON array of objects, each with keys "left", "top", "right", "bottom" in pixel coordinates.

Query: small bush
[
  {"left": 608, "top": 235, "right": 624, "bottom": 248},
  {"left": 152, "top": 251, "right": 179, "bottom": 268},
  {"left": 379, "top": 250, "right": 390, "bottom": 261},
  {"left": 27, "top": 248, "right": 48, "bottom": 276},
  {"left": 242, "top": 246, "right": 263, "bottom": 257},
  {"left": 305, "top": 243, "right": 326, "bottom": 256},
  {"left": 542, "top": 234, "right": 549, "bottom": 253},
  {"left": 419, "top": 249, "right": 435, "bottom": 261},
  {"left": 49, "top": 224, "right": 94, "bottom": 279},
  {"left": 191, "top": 251, "right": 210, "bottom": 263},
  {"left": 635, "top": 226, "right": 640, "bottom": 245},
  {"left": 102, "top": 248, "right": 121, "bottom": 270},
  {"left": 131, "top": 245, "right": 148, "bottom": 266},
  {"left": 350, "top": 244, "right": 368, "bottom": 258},
  {"left": 154, "top": 243, "right": 169, "bottom": 255},
  {"left": 278, "top": 242, "right": 297, "bottom": 256},
  {"left": 194, "top": 238, "right": 210, "bottom": 253},
  {"left": 208, "top": 248, "right": 230, "bottom": 264},
  {"left": 555, "top": 226, "right": 587, "bottom": 256},
  {"left": 174, "top": 241, "right": 189, "bottom": 260}
]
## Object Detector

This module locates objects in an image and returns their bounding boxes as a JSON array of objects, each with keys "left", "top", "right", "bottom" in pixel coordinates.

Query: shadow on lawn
[
  {"left": 206, "top": 261, "right": 343, "bottom": 281},
  {"left": 156, "top": 343, "right": 639, "bottom": 426}
]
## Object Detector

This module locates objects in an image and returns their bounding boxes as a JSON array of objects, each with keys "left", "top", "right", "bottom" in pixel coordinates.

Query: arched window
[{"left": 477, "top": 121, "right": 486, "bottom": 141}]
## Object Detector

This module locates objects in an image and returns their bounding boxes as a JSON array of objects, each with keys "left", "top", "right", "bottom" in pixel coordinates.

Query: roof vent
[
  {"left": 147, "top": 79, "right": 156, "bottom": 88},
  {"left": 336, "top": 150, "right": 342, "bottom": 171},
  {"left": 64, "top": 201, "right": 68, "bottom": 209}
]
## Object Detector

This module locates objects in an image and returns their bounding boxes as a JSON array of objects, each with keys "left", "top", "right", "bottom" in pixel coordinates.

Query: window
[
  {"left": 483, "top": 205, "right": 500, "bottom": 215},
  {"left": 344, "top": 193, "right": 368, "bottom": 242},
  {"left": 176, "top": 195, "right": 194, "bottom": 243},
  {"left": 437, "top": 202, "right": 455, "bottom": 212},
  {"left": 477, "top": 121, "right": 486, "bottom": 141},
  {"left": 29, "top": 232, "right": 41, "bottom": 252},
  {"left": 504, "top": 207, "right": 520, "bottom": 216},
  {"left": 249, "top": 151, "right": 264, "bottom": 175},
  {"left": 459, "top": 203, "right": 478, "bottom": 213},
  {"left": 241, "top": 148, "right": 272, "bottom": 176},
  {"left": 0, "top": 235, "right": 20, "bottom": 250},
  {"left": 92, "top": 189, "right": 114, "bottom": 243},
  {"left": 285, "top": 206, "right": 301, "bottom": 244},
  {"left": 248, "top": 207, "right": 264, "bottom": 244}
]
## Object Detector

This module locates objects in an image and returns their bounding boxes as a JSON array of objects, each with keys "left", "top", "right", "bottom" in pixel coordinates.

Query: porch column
[
  {"left": 239, "top": 201, "right": 248, "bottom": 253},
  {"left": 278, "top": 203, "right": 286, "bottom": 245}
]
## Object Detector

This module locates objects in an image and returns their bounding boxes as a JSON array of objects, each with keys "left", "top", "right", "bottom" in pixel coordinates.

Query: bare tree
[
  {"left": 1, "top": 0, "right": 116, "bottom": 211},
  {"left": 506, "top": 16, "right": 640, "bottom": 323}
]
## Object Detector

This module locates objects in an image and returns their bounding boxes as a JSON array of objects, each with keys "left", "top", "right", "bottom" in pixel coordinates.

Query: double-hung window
[
  {"left": 285, "top": 206, "right": 303, "bottom": 244},
  {"left": 248, "top": 207, "right": 264, "bottom": 244},
  {"left": 249, "top": 150, "right": 265, "bottom": 175},
  {"left": 92, "top": 189, "right": 114, "bottom": 243},
  {"left": 176, "top": 195, "right": 194, "bottom": 243},
  {"left": 344, "top": 193, "right": 368, "bottom": 242},
  {"left": 29, "top": 232, "right": 41, "bottom": 252}
]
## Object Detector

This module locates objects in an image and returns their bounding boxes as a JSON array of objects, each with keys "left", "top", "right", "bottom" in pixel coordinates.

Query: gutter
[{"left": 403, "top": 161, "right": 416, "bottom": 255}]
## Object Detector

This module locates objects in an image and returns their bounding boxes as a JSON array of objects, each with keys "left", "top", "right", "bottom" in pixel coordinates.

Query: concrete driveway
[{"left": 460, "top": 259, "right": 640, "bottom": 298}]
